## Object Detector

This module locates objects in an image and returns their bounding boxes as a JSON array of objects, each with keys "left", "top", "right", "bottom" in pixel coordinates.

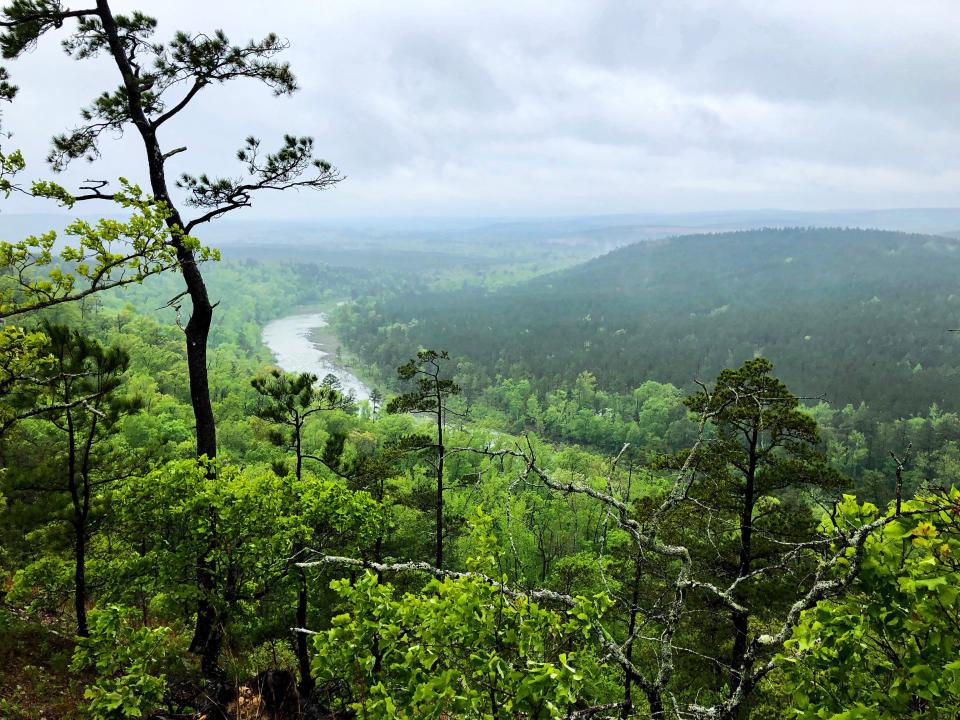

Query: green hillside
[{"left": 338, "top": 227, "right": 960, "bottom": 415}]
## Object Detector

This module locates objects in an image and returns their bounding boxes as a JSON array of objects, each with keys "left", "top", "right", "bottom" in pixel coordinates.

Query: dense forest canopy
[
  {"left": 337, "top": 227, "right": 960, "bottom": 416},
  {"left": 3, "top": 3, "right": 960, "bottom": 720}
]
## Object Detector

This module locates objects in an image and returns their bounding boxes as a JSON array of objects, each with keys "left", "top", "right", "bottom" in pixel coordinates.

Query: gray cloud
[{"left": 1, "top": 0, "right": 958, "bottom": 218}]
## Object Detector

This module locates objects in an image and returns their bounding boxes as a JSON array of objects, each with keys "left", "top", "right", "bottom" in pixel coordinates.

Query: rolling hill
[{"left": 338, "top": 227, "right": 960, "bottom": 415}]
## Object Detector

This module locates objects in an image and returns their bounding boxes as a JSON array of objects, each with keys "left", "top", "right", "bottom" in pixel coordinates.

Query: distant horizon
[{"left": 4, "top": 205, "right": 960, "bottom": 225}]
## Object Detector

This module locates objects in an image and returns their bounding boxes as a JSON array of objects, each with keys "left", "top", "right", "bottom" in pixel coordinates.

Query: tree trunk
[
  {"left": 96, "top": 0, "right": 219, "bottom": 671},
  {"left": 181, "top": 274, "right": 216, "bottom": 460},
  {"left": 74, "top": 523, "right": 88, "bottom": 637},
  {"left": 296, "top": 571, "right": 313, "bottom": 694},
  {"left": 65, "top": 403, "right": 89, "bottom": 638},
  {"left": 95, "top": 0, "right": 217, "bottom": 463},
  {"left": 646, "top": 690, "right": 665, "bottom": 719},
  {"left": 436, "top": 389, "right": 444, "bottom": 570},
  {"left": 201, "top": 621, "right": 224, "bottom": 680},
  {"left": 622, "top": 553, "right": 643, "bottom": 718},
  {"left": 730, "top": 429, "right": 759, "bottom": 716},
  {"left": 293, "top": 425, "right": 313, "bottom": 693},
  {"left": 293, "top": 416, "right": 304, "bottom": 482},
  {"left": 189, "top": 565, "right": 218, "bottom": 653}
]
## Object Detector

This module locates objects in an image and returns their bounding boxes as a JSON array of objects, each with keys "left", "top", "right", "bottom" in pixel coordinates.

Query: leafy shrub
[
  {"left": 70, "top": 605, "right": 176, "bottom": 720},
  {"left": 7, "top": 556, "right": 73, "bottom": 616}
]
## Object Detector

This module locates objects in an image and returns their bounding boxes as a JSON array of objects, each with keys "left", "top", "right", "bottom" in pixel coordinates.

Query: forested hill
[{"left": 339, "top": 227, "right": 960, "bottom": 416}]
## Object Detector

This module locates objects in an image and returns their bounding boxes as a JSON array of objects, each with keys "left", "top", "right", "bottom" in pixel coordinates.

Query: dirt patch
[{"left": 0, "top": 609, "right": 87, "bottom": 719}]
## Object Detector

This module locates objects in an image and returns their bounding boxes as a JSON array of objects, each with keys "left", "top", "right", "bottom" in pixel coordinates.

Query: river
[{"left": 261, "top": 312, "right": 371, "bottom": 401}]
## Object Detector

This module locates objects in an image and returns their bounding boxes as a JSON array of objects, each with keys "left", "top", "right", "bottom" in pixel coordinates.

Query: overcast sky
[{"left": 1, "top": 0, "right": 958, "bottom": 219}]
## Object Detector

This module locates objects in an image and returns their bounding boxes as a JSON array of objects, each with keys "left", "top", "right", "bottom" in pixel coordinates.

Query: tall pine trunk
[{"left": 95, "top": 0, "right": 219, "bottom": 670}]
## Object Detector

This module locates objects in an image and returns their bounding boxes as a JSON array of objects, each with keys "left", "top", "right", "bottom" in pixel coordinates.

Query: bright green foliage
[
  {"left": 3, "top": 322, "right": 139, "bottom": 636},
  {"left": 6, "top": 174, "right": 960, "bottom": 716},
  {"left": 0, "top": 179, "right": 217, "bottom": 320},
  {"left": 0, "top": 324, "right": 50, "bottom": 431},
  {"left": 250, "top": 366, "right": 363, "bottom": 688},
  {"left": 313, "top": 512, "right": 611, "bottom": 719},
  {"left": 466, "top": 375, "right": 694, "bottom": 456},
  {"left": 6, "top": 555, "right": 72, "bottom": 614},
  {"left": 70, "top": 605, "right": 176, "bottom": 720},
  {"left": 0, "top": 170, "right": 212, "bottom": 439},
  {"left": 783, "top": 492, "right": 960, "bottom": 718},
  {"left": 107, "top": 459, "right": 382, "bottom": 624},
  {"left": 0, "top": 145, "right": 25, "bottom": 195}
]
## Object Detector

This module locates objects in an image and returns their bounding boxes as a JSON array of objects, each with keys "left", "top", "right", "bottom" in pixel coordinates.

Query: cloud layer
[{"left": 2, "top": 0, "right": 958, "bottom": 218}]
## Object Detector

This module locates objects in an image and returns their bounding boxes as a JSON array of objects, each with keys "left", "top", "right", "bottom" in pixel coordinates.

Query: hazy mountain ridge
[
  {"left": 6, "top": 206, "right": 960, "bottom": 269},
  {"left": 339, "top": 226, "right": 960, "bottom": 416}
]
